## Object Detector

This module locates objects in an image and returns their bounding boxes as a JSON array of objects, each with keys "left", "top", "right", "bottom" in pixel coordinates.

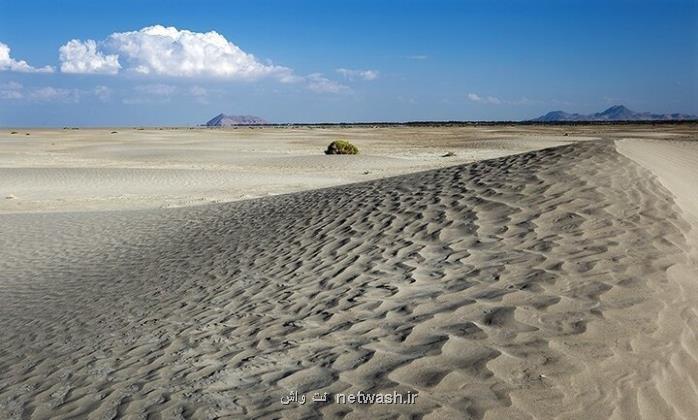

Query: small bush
[{"left": 325, "top": 140, "right": 359, "bottom": 155}]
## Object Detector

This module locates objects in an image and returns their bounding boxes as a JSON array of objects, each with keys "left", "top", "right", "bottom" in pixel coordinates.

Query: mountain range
[
  {"left": 205, "top": 114, "right": 268, "bottom": 126},
  {"left": 531, "top": 105, "right": 696, "bottom": 122},
  {"left": 201, "top": 107, "right": 695, "bottom": 125}
]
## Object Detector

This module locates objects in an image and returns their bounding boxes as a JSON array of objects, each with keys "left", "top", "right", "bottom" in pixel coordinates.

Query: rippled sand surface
[{"left": 1, "top": 125, "right": 697, "bottom": 419}]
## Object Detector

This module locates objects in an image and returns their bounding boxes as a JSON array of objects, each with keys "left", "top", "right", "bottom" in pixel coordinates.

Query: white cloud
[
  {"left": 467, "top": 92, "right": 502, "bottom": 104},
  {"left": 123, "top": 85, "right": 174, "bottom": 104},
  {"left": 56, "top": 25, "right": 352, "bottom": 94},
  {"left": 306, "top": 73, "right": 350, "bottom": 94},
  {"left": 0, "top": 81, "right": 24, "bottom": 99},
  {"left": 109, "top": 25, "right": 289, "bottom": 79},
  {"left": 190, "top": 86, "right": 207, "bottom": 97},
  {"left": 94, "top": 85, "right": 112, "bottom": 102},
  {"left": 0, "top": 42, "right": 54, "bottom": 73},
  {"left": 189, "top": 86, "right": 211, "bottom": 104},
  {"left": 29, "top": 87, "right": 80, "bottom": 103},
  {"left": 406, "top": 55, "right": 428, "bottom": 60},
  {"left": 0, "top": 82, "right": 117, "bottom": 103},
  {"left": 134, "top": 83, "right": 177, "bottom": 96},
  {"left": 59, "top": 39, "right": 121, "bottom": 74},
  {"left": 467, "top": 92, "right": 542, "bottom": 106},
  {"left": 123, "top": 83, "right": 218, "bottom": 104},
  {"left": 467, "top": 93, "right": 480, "bottom": 101},
  {"left": 336, "top": 68, "right": 379, "bottom": 81}
]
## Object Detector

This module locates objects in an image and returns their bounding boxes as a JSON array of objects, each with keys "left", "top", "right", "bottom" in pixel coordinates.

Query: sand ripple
[{"left": 1, "top": 141, "right": 696, "bottom": 419}]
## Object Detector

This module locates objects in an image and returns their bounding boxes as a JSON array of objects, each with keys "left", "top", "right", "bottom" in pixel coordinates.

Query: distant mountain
[
  {"left": 531, "top": 105, "right": 696, "bottom": 122},
  {"left": 205, "top": 114, "right": 268, "bottom": 126}
]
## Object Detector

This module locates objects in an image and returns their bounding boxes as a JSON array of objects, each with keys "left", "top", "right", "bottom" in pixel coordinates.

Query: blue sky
[{"left": 1, "top": 0, "right": 696, "bottom": 125}]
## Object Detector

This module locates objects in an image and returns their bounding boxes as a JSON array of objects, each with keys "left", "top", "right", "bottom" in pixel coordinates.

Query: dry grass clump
[{"left": 325, "top": 140, "right": 359, "bottom": 155}]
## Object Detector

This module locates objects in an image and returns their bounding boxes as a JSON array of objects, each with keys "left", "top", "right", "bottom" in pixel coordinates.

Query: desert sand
[
  {"left": 0, "top": 125, "right": 697, "bottom": 419},
  {"left": 0, "top": 126, "right": 581, "bottom": 213}
]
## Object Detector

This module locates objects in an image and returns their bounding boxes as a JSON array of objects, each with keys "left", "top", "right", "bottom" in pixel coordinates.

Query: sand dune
[{"left": 1, "top": 137, "right": 696, "bottom": 419}]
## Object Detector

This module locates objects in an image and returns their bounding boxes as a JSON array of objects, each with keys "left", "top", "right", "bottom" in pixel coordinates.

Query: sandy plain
[
  {"left": 0, "top": 126, "right": 585, "bottom": 213},
  {"left": 0, "top": 124, "right": 697, "bottom": 419}
]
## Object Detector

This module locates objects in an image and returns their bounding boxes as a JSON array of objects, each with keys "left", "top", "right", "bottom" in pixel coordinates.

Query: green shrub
[{"left": 325, "top": 140, "right": 359, "bottom": 155}]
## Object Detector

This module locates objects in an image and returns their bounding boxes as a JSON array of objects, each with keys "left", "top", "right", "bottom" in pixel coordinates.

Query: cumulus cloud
[
  {"left": 306, "top": 73, "right": 350, "bottom": 94},
  {"left": 336, "top": 68, "right": 379, "bottom": 81},
  {"left": 57, "top": 25, "right": 349, "bottom": 92},
  {"left": 110, "top": 25, "right": 296, "bottom": 79},
  {"left": 55, "top": 25, "right": 351, "bottom": 94},
  {"left": 59, "top": 25, "right": 294, "bottom": 81},
  {"left": 0, "top": 42, "right": 54, "bottom": 73},
  {"left": 59, "top": 40, "right": 121, "bottom": 74}
]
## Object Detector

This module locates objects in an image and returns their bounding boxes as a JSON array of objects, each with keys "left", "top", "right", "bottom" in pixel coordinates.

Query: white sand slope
[
  {"left": 616, "top": 138, "right": 698, "bottom": 228},
  {"left": 1, "top": 140, "right": 697, "bottom": 419}
]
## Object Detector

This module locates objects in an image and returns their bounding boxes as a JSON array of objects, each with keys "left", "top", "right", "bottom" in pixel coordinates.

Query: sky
[{"left": 0, "top": 0, "right": 696, "bottom": 126}]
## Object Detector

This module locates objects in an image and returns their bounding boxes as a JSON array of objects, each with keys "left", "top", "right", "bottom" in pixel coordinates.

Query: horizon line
[{"left": 3, "top": 120, "right": 697, "bottom": 129}]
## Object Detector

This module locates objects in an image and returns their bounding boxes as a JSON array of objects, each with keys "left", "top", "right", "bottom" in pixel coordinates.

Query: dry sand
[
  {"left": 0, "top": 125, "right": 697, "bottom": 419},
  {"left": 0, "top": 126, "right": 580, "bottom": 213}
]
